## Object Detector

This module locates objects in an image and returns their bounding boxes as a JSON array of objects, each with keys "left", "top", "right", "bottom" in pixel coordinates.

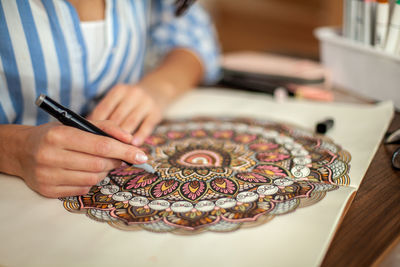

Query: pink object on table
[{"left": 221, "top": 51, "right": 333, "bottom": 102}]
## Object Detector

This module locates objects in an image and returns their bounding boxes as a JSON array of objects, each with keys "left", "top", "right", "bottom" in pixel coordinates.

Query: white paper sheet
[{"left": 0, "top": 88, "right": 394, "bottom": 267}]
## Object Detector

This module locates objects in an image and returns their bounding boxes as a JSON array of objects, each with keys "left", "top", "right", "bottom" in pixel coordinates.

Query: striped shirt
[{"left": 0, "top": 0, "right": 220, "bottom": 126}]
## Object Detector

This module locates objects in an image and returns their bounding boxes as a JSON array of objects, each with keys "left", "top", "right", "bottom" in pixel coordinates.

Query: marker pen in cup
[
  {"left": 375, "top": 0, "right": 390, "bottom": 48},
  {"left": 343, "top": 0, "right": 353, "bottom": 38},
  {"left": 364, "top": 0, "right": 377, "bottom": 45},
  {"left": 349, "top": 0, "right": 360, "bottom": 40},
  {"left": 356, "top": 0, "right": 366, "bottom": 42},
  {"left": 385, "top": 0, "right": 400, "bottom": 53}
]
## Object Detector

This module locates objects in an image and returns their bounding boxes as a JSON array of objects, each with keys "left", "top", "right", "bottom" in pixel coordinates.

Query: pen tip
[{"left": 133, "top": 163, "right": 156, "bottom": 174}]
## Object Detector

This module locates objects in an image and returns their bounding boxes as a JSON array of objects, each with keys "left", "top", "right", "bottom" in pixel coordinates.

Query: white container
[{"left": 314, "top": 26, "right": 400, "bottom": 109}]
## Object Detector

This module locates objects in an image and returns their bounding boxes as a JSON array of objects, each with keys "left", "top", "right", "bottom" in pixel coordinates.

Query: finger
[
  {"left": 58, "top": 170, "right": 110, "bottom": 186},
  {"left": 93, "top": 120, "right": 133, "bottom": 144},
  {"left": 37, "top": 168, "right": 109, "bottom": 186},
  {"left": 47, "top": 149, "right": 121, "bottom": 172},
  {"left": 38, "top": 185, "right": 92, "bottom": 198},
  {"left": 109, "top": 88, "right": 143, "bottom": 125},
  {"left": 120, "top": 100, "right": 152, "bottom": 134},
  {"left": 56, "top": 127, "right": 148, "bottom": 164},
  {"left": 88, "top": 85, "right": 127, "bottom": 120},
  {"left": 132, "top": 113, "right": 162, "bottom": 146}
]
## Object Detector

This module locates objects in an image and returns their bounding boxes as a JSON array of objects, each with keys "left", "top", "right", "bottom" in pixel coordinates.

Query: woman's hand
[
  {"left": 88, "top": 84, "right": 163, "bottom": 146},
  {"left": 88, "top": 49, "right": 204, "bottom": 146},
  {"left": 12, "top": 120, "right": 148, "bottom": 198}
]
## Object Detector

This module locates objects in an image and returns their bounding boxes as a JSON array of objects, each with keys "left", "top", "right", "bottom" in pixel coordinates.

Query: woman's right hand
[{"left": 11, "top": 120, "right": 148, "bottom": 198}]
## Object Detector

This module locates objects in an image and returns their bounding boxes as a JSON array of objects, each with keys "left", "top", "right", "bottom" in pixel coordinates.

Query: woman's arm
[{"left": 139, "top": 48, "right": 203, "bottom": 110}]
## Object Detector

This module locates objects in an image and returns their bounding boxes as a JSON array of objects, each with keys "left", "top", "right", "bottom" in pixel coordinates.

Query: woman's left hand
[
  {"left": 88, "top": 49, "right": 204, "bottom": 145},
  {"left": 88, "top": 84, "right": 163, "bottom": 146}
]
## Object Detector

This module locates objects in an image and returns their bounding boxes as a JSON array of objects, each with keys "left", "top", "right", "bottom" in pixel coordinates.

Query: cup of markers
[{"left": 343, "top": 0, "right": 400, "bottom": 55}]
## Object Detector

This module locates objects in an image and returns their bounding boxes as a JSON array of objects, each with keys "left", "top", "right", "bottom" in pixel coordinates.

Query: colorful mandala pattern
[{"left": 62, "top": 118, "right": 351, "bottom": 233}]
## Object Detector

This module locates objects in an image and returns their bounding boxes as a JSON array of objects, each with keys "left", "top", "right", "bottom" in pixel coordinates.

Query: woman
[{"left": 0, "top": 0, "right": 220, "bottom": 197}]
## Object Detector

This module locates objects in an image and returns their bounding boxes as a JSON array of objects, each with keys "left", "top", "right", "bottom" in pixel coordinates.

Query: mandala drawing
[{"left": 62, "top": 117, "right": 351, "bottom": 233}]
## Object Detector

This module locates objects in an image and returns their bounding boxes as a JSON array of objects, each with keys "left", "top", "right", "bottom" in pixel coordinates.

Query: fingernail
[
  {"left": 135, "top": 152, "right": 148, "bottom": 163},
  {"left": 132, "top": 137, "right": 142, "bottom": 146}
]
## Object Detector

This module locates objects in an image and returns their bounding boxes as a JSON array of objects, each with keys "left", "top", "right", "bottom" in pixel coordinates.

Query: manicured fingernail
[
  {"left": 135, "top": 152, "right": 148, "bottom": 163},
  {"left": 132, "top": 137, "right": 142, "bottom": 146}
]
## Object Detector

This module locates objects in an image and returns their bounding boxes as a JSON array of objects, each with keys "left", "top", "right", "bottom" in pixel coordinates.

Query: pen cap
[
  {"left": 35, "top": 94, "right": 77, "bottom": 122},
  {"left": 316, "top": 118, "right": 334, "bottom": 134}
]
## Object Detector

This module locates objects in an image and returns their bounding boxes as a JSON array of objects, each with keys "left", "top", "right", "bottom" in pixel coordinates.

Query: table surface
[
  {"left": 0, "top": 87, "right": 398, "bottom": 266},
  {"left": 321, "top": 90, "right": 400, "bottom": 267}
]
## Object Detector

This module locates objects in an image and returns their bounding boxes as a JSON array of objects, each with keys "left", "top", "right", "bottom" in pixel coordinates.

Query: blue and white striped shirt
[{"left": 0, "top": 0, "right": 220, "bottom": 125}]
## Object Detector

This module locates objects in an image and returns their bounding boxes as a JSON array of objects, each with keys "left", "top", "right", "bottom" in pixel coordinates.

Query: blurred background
[{"left": 200, "top": 0, "right": 343, "bottom": 59}]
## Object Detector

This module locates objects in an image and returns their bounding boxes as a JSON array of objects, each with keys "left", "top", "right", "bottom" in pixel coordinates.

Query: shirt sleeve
[{"left": 148, "top": 0, "right": 221, "bottom": 84}]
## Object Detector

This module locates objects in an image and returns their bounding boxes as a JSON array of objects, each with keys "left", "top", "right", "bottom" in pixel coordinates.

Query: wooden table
[{"left": 322, "top": 92, "right": 400, "bottom": 266}]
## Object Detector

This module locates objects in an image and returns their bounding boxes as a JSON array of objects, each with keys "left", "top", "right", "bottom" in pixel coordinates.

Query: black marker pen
[
  {"left": 35, "top": 94, "right": 155, "bottom": 174},
  {"left": 315, "top": 118, "right": 334, "bottom": 134}
]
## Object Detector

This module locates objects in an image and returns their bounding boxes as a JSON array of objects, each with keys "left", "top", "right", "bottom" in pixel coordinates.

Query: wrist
[
  {"left": 138, "top": 73, "right": 176, "bottom": 109},
  {"left": 0, "top": 124, "right": 32, "bottom": 177},
  {"left": 138, "top": 48, "right": 204, "bottom": 108}
]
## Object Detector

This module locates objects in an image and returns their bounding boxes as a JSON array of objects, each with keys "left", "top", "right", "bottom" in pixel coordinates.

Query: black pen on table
[{"left": 35, "top": 94, "right": 156, "bottom": 174}]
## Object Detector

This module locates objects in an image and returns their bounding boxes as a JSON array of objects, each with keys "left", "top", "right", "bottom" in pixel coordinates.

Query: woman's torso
[{"left": 0, "top": 0, "right": 148, "bottom": 125}]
